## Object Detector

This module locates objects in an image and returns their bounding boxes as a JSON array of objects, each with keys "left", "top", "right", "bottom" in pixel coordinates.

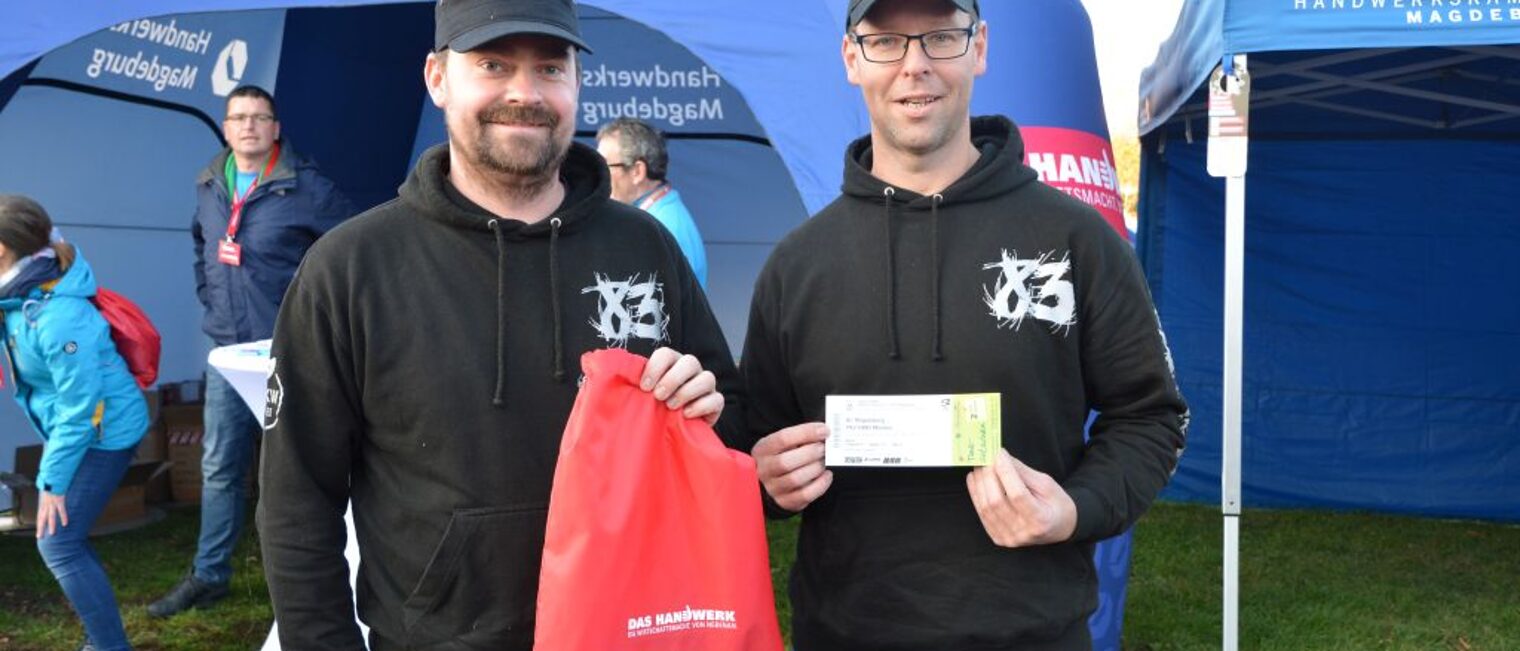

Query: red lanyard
[
  {"left": 226, "top": 142, "right": 281, "bottom": 243},
  {"left": 636, "top": 183, "right": 672, "bottom": 212}
]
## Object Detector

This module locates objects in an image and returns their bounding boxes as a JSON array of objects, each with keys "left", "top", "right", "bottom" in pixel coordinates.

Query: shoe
[
  {"left": 147, "top": 572, "right": 230, "bottom": 618},
  {"left": 77, "top": 643, "right": 96, "bottom": 651}
]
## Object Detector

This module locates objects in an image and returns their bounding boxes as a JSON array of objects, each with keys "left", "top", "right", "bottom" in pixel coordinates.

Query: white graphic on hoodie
[
  {"left": 982, "top": 249, "right": 1076, "bottom": 332},
  {"left": 583, "top": 273, "right": 669, "bottom": 346}
]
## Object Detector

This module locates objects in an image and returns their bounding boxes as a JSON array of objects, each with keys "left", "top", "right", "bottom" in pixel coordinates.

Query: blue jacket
[
  {"left": 2, "top": 250, "right": 148, "bottom": 494},
  {"left": 193, "top": 138, "right": 355, "bottom": 345},
  {"left": 641, "top": 186, "right": 708, "bottom": 289}
]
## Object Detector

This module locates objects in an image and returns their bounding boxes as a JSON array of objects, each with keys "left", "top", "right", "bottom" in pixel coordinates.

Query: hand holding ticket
[{"left": 824, "top": 393, "right": 1001, "bottom": 467}]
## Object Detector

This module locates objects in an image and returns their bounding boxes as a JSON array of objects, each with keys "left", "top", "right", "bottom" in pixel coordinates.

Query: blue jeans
[
  {"left": 36, "top": 446, "right": 135, "bottom": 651},
  {"left": 193, "top": 364, "right": 261, "bottom": 585}
]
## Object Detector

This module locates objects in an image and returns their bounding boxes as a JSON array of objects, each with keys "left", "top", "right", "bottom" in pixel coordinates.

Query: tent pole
[{"left": 1222, "top": 173, "right": 1245, "bottom": 651}]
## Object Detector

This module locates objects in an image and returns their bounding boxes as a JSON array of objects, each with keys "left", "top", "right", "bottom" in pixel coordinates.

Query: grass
[
  {"left": 0, "top": 505, "right": 271, "bottom": 651},
  {"left": 1, "top": 501, "right": 1516, "bottom": 650}
]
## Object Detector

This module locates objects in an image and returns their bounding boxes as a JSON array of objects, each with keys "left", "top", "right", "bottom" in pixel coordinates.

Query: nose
[
  {"left": 502, "top": 67, "right": 544, "bottom": 104},
  {"left": 899, "top": 38, "right": 934, "bottom": 78}
]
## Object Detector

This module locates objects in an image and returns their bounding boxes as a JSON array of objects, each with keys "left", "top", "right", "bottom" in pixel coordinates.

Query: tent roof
[{"left": 1139, "top": 0, "right": 1520, "bottom": 135}]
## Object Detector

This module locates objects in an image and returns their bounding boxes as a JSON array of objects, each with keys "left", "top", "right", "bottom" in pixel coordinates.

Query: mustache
[{"left": 479, "top": 104, "right": 559, "bottom": 129}]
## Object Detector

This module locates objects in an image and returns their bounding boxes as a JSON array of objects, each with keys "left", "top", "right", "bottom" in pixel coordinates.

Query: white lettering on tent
[
  {"left": 579, "top": 64, "right": 729, "bottom": 129},
  {"left": 1293, "top": 0, "right": 1520, "bottom": 26},
  {"left": 85, "top": 48, "right": 199, "bottom": 92},
  {"left": 108, "top": 18, "right": 213, "bottom": 56},
  {"left": 581, "top": 96, "right": 724, "bottom": 128}
]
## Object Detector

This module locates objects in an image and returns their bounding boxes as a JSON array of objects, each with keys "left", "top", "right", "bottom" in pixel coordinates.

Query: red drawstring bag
[
  {"left": 91, "top": 287, "right": 160, "bottom": 389},
  {"left": 535, "top": 348, "right": 783, "bottom": 651}
]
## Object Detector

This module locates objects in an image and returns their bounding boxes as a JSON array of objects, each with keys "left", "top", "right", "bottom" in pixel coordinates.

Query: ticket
[{"left": 824, "top": 393, "right": 1001, "bottom": 467}]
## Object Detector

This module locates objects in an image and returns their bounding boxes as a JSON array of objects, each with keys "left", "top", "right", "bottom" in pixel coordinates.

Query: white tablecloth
[{"left": 208, "top": 340, "right": 369, "bottom": 650}]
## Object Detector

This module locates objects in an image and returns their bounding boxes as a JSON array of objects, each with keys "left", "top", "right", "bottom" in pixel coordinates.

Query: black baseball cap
[
  {"left": 846, "top": 0, "right": 980, "bottom": 30},
  {"left": 434, "top": 0, "right": 593, "bottom": 54}
]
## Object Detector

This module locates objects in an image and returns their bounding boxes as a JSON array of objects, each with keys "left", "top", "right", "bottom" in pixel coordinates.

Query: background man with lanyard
[
  {"left": 149, "top": 84, "right": 356, "bottom": 618},
  {"left": 596, "top": 117, "right": 708, "bottom": 289}
]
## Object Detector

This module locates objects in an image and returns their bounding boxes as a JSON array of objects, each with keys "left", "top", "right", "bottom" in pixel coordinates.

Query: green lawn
[{"left": 1, "top": 501, "right": 1516, "bottom": 650}]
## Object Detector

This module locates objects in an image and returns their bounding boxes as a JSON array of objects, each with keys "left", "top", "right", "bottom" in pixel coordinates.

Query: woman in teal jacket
[{"left": 1, "top": 194, "right": 146, "bottom": 651}]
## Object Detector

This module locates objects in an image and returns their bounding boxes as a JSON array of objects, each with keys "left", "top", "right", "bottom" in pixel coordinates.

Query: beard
[
  {"left": 453, "top": 102, "right": 571, "bottom": 198},
  {"left": 881, "top": 114, "right": 959, "bottom": 158}
]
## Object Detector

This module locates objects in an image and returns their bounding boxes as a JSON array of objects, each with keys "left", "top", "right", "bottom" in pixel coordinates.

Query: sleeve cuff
[
  {"left": 760, "top": 484, "right": 801, "bottom": 520},
  {"left": 1066, "top": 485, "right": 1110, "bottom": 543}
]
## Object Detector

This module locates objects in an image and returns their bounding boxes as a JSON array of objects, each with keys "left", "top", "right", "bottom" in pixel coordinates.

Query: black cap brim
[
  {"left": 445, "top": 20, "right": 593, "bottom": 54},
  {"left": 847, "top": 0, "right": 978, "bottom": 30}
]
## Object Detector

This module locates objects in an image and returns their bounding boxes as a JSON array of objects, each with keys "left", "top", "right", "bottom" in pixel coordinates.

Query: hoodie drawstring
[
  {"left": 930, "top": 193, "right": 944, "bottom": 361},
  {"left": 882, "top": 187, "right": 900, "bottom": 360},
  {"left": 489, "top": 219, "right": 508, "bottom": 407},
  {"left": 549, "top": 217, "right": 565, "bottom": 381},
  {"left": 488, "top": 217, "right": 568, "bottom": 407}
]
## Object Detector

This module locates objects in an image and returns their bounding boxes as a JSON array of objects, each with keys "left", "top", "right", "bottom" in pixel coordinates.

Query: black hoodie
[
  {"left": 258, "top": 142, "right": 742, "bottom": 651},
  {"left": 741, "top": 116, "right": 1188, "bottom": 651}
]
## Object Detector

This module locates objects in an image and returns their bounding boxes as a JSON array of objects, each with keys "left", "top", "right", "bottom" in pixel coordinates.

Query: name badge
[
  {"left": 218, "top": 239, "right": 242, "bottom": 266},
  {"left": 825, "top": 393, "right": 1001, "bottom": 467}
]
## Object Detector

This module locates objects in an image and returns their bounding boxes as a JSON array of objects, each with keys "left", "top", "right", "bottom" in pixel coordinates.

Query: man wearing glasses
[
  {"left": 149, "top": 84, "right": 355, "bottom": 618},
  {"left": 741, "top": 0, "right": 1189, "bottom": 649},
  {"left": 596, "top": 118, "right": 708, "bottom": 289}
]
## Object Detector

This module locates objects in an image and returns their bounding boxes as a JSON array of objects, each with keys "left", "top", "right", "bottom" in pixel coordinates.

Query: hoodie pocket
[
  {"left": 401, "top": 504, "right": 548, "bottom": 650},
  {"left": 799, "top": 489, "right": 1095, "bottom": 647}
]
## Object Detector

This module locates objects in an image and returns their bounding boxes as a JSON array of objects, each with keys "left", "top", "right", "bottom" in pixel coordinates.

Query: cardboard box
[
  {"left": 163, "top": 408, "right": 259, "bottom": 504},
  {"left": 135, "top": 389, "right": 166, "bottom": 463},
  {"left": 6, "top": 444, "right": 168, "bottom": 535}
]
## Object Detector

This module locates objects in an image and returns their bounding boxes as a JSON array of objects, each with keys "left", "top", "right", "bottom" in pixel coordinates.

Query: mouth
[
  {"left": 896, "top": 95, "right": 942, "bottom": 110},
  {"left": 487, "top": 121, "right": 551, "bottom": 130}
]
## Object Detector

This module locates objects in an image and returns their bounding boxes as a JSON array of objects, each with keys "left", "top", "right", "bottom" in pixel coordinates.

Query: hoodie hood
[
  {"left": 841, "top": 115, "right": 1038, "bottom": 207},
  {"left": 394, "top": 140, "right": 614, "bottom": 404},
  {"left": 0, "top": 247, "right": 93, "bottom": 310},
  {"left": 398, "top": 141, "right": 611, "bottom": 237},
  {"left": 839, "top": 115, "right": 1040, "bottom": 361}
]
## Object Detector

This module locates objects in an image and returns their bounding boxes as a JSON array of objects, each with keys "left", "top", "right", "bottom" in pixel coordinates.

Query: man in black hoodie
[
  {"left": 256, "top": 1, "right": 741, "bottom": 649},
  {"left": 742, "top": 0, "right": 1189, "bottom": 649}
]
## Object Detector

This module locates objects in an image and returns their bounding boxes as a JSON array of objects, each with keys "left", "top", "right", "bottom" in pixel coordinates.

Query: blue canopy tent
[
  {"left": 4, "top": 1, "right": 1139, "bottom": 647},
  {"left": 1138, "top": 1, "right": 1520, "bottom": 647}
]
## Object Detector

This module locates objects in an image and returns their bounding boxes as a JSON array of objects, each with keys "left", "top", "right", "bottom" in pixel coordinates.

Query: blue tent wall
[{"left": 1138, "top": 37, "right": 1520, "bottom": 520}]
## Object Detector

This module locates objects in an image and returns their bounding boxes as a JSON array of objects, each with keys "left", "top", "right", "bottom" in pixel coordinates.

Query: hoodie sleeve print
[
  {"left": 34, "top": 306, "right": 110, "bottom": 495},
  {"left": 256, "top": 264, "right": 367, "bottom": 651},
  {"left": 1063, "top": 225, "right": 1189, "bottom": 543}
]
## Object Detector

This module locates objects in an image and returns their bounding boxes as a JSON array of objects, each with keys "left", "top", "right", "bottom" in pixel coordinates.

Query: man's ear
[
  {"left": 842, "top": 34, "right": 862, "bottom": 87},
  {"left": 631, "top": 159, "right": 650, "bottom": 185},
  {"left": 972, "top": 21, "right": 988, "bottom": 77},
  {"left": 424, "top": 51, "right": 448, "bottom": 108}
]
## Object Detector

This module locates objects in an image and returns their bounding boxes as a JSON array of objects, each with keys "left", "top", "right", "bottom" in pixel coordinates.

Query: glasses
[
  {"left": 225, "top": 113, "right": 275, "bottom": 125},
  {"left": 850, "top": 27, "right": 976, "bottom": 63}
]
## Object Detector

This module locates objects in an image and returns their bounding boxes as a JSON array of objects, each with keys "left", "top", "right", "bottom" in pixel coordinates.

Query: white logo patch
[
  {"left": 211, "top": 39, "right": 249, "bottom": 97},
  {"left": 982, "top": 249, "right": 1077, "bottom": 333},
  {"left": 263, "top": 356, "right": 283, "bottom": 431},
  {"left": 582, "top": 273, "right": 669, "bottom": 347}
]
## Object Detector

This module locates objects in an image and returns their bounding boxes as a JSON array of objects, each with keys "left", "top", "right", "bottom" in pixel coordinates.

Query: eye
[
  {"left": 540, "top": 63, "right": 566, "bottom": 78},
  {"left": 478, "top": 59, "right": 503, "bottom": 74},
  {"left": 864, "top": 34, "right": 904, "bottom": 50}
]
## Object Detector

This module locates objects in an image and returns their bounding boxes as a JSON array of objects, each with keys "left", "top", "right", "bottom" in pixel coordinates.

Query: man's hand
[
  {"left": 967, "top": 449, "right": 1077, "bottom": 547},
  {"left": 752, "top": 423, "right": 832, "bottom": 512},
  {"left": 36, "top": 491, "right": 68, "bottom": 539},
  {"left": 641, "top": 347, "right": 723, "bottom": 425}
]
